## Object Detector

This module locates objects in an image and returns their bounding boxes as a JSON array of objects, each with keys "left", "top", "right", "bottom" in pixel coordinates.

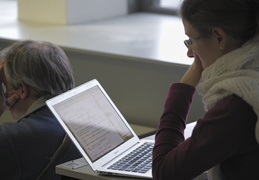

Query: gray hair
[{"left": 0, "top": 40, "right": 75, "bottom": 99}]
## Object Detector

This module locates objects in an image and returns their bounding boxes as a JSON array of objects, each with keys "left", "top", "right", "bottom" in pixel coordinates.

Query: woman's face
[{"left": 182, "top": 19, "right": 228, "bottom": 69}]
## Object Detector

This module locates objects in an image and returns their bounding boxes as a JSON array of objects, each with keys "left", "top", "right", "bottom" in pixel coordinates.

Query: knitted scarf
[{"left": 196, "top": 35, "right": 259, "bottom": 180}]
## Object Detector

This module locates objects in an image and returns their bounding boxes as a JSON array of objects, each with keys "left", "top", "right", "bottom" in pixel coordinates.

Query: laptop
[{"left": 46, "top": 79, "right": 154, "bottom": 179}]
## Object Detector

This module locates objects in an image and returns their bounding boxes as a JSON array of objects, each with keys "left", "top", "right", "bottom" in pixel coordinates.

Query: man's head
[{"left": 0, "top": 40, "right": 75, "bottom": 119}]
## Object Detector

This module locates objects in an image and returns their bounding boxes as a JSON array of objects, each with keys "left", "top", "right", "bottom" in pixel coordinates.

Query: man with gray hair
[{"left": 0, "top": 40, "right": 81, "bottom": 179}]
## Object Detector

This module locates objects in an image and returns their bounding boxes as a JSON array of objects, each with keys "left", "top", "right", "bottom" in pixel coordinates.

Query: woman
[
  {"left": 0, "top": 40, "right": 81, "bottom": 179},
  {"left": 152, "top": 0, "right": 259, "bottom": 179}
]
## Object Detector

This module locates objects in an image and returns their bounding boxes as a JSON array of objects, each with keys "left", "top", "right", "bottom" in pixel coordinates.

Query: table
[{"left": 56, "top": 122, "right": 208, "bottom": 180}]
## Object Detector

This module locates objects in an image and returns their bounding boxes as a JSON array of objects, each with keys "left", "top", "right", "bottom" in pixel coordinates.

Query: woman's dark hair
[{"left": 180, "top": 0, "right": 259, "bottom": 43}]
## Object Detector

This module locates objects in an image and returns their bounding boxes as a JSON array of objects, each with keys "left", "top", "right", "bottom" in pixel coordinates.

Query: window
[
  {"left": 135, "top": 0, "right": 183, "bottom": 15},
  {"left": 154, "top": 0, "right": 182, "bottom": 9}
]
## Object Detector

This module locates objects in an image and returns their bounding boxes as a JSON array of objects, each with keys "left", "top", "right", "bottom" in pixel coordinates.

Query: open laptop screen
[{"left": 52, "top": 85, "right": 134, "bottom": 162}]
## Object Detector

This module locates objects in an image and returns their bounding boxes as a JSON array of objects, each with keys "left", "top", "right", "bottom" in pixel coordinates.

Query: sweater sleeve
[{"left": 152, "top": 83, "right": 259, "bottom": 180}]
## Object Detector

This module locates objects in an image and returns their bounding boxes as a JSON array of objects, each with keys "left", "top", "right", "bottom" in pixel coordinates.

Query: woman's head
[
  {"left": 180, "top": 0, "right": 259, "bottom": 68},
  {"left": 1, "top": 40, "right": 75, "bottom": 100},
  {"left": 180, "top": 0, "right": 259, "bottom": 44}
]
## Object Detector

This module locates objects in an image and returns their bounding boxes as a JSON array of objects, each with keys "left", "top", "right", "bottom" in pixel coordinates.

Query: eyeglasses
[
  {"left": 184, "top": 39, "right": 192, "bottom": 49},
  {"left": 0, "top": 82, "right": 8, "bottom": 107},
  {"left": 184, "top": 35, "right": 204, "bottom": 49}
]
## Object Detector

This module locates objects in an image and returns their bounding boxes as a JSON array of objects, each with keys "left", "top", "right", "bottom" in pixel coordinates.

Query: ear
[
  {"left": 211, "top": 27, "right": 228, "bottom": 50},
  {"left": 16, "top": 81, "right": 29, "bottom": 99}
]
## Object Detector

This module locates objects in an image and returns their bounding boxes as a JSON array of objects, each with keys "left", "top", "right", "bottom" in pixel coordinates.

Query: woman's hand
[{"left": 180, "top": 55, "right": 203, "bottom": 88}]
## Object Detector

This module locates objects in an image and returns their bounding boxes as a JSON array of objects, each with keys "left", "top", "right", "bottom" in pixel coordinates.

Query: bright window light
[{"left": 159, "top": 0, "right": 182, "bottom": 9}]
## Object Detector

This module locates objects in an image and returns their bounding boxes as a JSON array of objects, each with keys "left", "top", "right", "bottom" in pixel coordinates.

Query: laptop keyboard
[{"left": 108, "top": 142, "right": 153, "bottom": 174}]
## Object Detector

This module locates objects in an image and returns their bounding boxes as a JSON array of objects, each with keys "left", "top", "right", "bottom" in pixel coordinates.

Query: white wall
[{"left": 57, "top": 48, "right": 205, "bottom": 128}]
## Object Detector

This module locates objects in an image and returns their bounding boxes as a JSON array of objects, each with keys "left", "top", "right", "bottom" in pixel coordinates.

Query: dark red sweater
[{"left": 152, "top": 83, "right": 259, "bottom": 180}]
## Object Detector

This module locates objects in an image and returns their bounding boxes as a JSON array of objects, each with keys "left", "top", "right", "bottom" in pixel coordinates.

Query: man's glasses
[{"left": 0, "top": 82, "right": 8, "bottom": 107}]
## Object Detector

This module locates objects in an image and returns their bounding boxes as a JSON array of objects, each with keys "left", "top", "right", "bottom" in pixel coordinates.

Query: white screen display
[{"left": 53, "top": 85, "right": 134, "bottom": 162}]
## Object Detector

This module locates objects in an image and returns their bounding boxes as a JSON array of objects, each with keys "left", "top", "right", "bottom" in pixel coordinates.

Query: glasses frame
[
  {"left": 0, "top": 82, "right": 8, "bottom": 107},
  {"left": 183, "top": 32, "right": 209, "bottom": 49},
  {"left": 184, "top": 35, "right": 206, "bottom": 49},
  {"left": 184, "top": 39, "right": 192, "bottom": 49}
]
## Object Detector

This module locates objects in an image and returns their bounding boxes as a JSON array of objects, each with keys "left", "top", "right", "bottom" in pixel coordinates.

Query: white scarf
[{"left": 196, "top": 35, "right": 259, "bottom": 179}]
